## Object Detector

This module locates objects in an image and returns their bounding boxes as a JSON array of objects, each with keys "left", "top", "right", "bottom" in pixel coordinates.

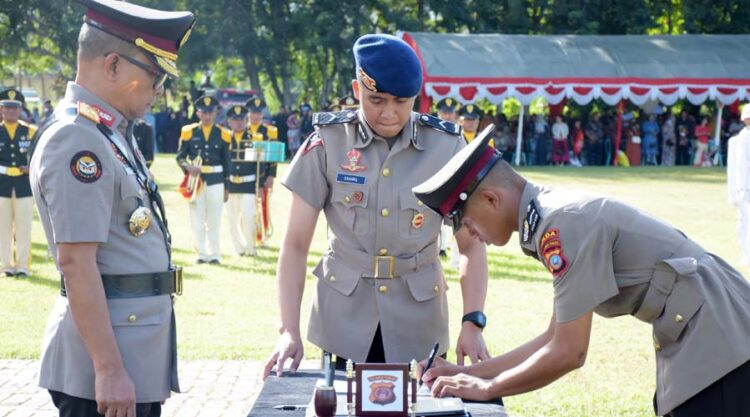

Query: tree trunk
[{"left": 242, "top": 54, "right": 263, "bottom": 95}]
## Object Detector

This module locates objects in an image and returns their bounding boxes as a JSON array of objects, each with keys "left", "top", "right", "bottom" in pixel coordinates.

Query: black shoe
[
  {"left": 439, "top": 250, "right": 447, "bottom": 258},
  {"left": 209, "top": 259, "right": 221, "bottom": 265},
  {"left": 3, "top": 271, "right": 15, "bottom": 277},
  {"left": 15, "top": 272, "right": 29, "bottom": 278},
  {"left": 196, "top": 259, "right": 207, "bottom": 264}
]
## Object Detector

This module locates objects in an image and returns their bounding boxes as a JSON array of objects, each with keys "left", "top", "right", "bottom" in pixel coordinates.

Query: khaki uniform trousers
[
  {"left": 0, "top": 191, "right": 33, "bottom": 274},
  {"left": 189, "top": 183, "right": 224, "bottom": 262},
  {"left": 226, "top": 193, "right": 257, "bottom": 256}
]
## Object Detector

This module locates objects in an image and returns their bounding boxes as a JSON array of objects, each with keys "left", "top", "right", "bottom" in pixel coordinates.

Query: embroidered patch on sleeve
[
  {"left": 540, "top": 228, "right": 569, "bottom": 277},
  {"left": 301, "top": 135, "right": 324, "bottom": 155},
  {"left": 70, "top": 151, "right": 103, "bottom": 183}
]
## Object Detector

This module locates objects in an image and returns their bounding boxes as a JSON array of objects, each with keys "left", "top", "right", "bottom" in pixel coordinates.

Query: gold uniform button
[
  {"left": 379, "top": 248, "right": 388, "bottom": 256},
  {"left": 417, "top": 200, "right": 424, "bottom": 207},
  {"left": 329, "top": 275, "right": 336, "bottom": 282},
  {"left": 381, "top": 208, "right": 390, "bottom": 217},
  {"left": 379, "top": 285, "right": 388, "bottom": 294},
  {"left": 382, "top": 168, "right": 391, "bottom": 177},
  {"left": 674, "top": 314, "right": 684, "bottom": 323},
  {"left": 654, "top": 342, "right": 662, "bottom": 352},
  {"left": 433, "top": 285, "right": 439, "bottom": 293},
  {"left": 128, "top": 315, "right": 137, "bottom": 323},
  {"left": 344, "top": 196, "right": 351, "bottom": 203}
]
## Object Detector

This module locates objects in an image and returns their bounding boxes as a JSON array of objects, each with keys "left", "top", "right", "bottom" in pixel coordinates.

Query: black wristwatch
[{"left": 462, "top": 311, "right": 487, "bottom": 330}]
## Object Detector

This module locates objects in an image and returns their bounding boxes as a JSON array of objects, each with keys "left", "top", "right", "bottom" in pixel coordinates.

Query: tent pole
[
  {"left": 614, "top": 100, "right": 624, "bottom": 166},
  {"left": 515, "top": 105, "right": 525, "bottom": 166},
  {"left": 714, "top": 102, "right": 723, "bottom": 166}
]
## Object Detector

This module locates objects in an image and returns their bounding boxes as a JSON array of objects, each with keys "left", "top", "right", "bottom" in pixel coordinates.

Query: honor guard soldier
[
  {"left": 459, "top": 103, "right": 492, "bottom": 147},
  {"left": 340, "top": 94, "right": 359, "bottom": 110},
  {"left": 327, "top": 97, "right": 343, "bottom": 113},
  {"left": 435, "top": 97, "right": 460, "bottom": 123},
  {"left": 29, "top": 0, "right": 194, "bottom": 415},
  {"left": 0, "top": 88, "right": 36, "bottom": 277},
  {"left": 245, "top": 96, "right": 278, "bottom": 245},
  {"left": 177, "top": 95, "right": 231, "bottom": 264},
  {"left": 225, "top": 104, "right": 259, "bottom": 257},
  {"left": 264, "top": 34, "right": 491, "bottom": 379},
  {"left": 133, "top": 118, "right": 155, "bottom": 167},
  {"left": 416, "top": 126, "right": 750, "bottom": 417}
]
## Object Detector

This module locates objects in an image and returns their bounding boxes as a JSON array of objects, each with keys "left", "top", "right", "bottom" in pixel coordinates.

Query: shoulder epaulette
[
  {"left": 180, "top": 123, "right": 199, "bottom": 141},
  {"left": 264, "top": 123, "right": 278, "bottom": 139},
  {"left": 313, "top": 110, "right": 358, "bottom": 127},
  {"left": 77, "top": 101, "right": 101, "bottom": 124},
  {"left": 417, "top": 113, "right": 461, "bottom": 136},
  {"left": 220, "top": 127, "right": 232, "bottom": 143}
]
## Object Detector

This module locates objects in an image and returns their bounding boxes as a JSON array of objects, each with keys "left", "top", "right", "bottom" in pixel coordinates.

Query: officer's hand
[
  {"left": 94, "top": 366, "right": 136, "bottom": 417},
  {"left": 20, "top": 166, "right": 30, "bottom": 174},
  {"left": 430, "top": 373, "right": 493, "bottom": 402},
  {"left": 224, "top": 189, "right": 229, "bottom": 203},
  {"left": 265, "top": 176, "right": 274, "bottom": 189},
  {"left": 455, "top": 322, "right": 490, "bottom": 366},
  {"left": 418, "top": 357, "right": 464, "bottom": 388},
  {"left": 263, "top": 331, "right": 304, "bottom": 380},
  {"left": 185, "top": 166, "right": 201, "bottom": 175}
]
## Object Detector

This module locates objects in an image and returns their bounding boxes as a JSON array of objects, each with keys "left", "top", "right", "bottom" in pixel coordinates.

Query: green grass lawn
[{"left": 0, "top": 155, "right": 743, "bottom": 417}]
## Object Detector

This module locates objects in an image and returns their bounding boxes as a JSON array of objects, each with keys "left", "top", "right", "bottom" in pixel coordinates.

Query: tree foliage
[{"left": 2, "top": 0, "right": 748, "bottom": 109}]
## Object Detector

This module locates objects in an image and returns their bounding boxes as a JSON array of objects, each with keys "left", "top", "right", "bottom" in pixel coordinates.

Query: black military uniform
[
  {"left": 133, "top": 118, "right": 155, "bottom": 167},
  {"left": 226, "top": 106, "right": 258, "bottom": 194},
  {"left": 246, "top": 96, "right": 278, "bottom": 244},
  {"left": 177, "top": 95, "right": 231, "bottom": 263},
  {"left": 0, "top": 88, "right": 36, "bottom": 277}
]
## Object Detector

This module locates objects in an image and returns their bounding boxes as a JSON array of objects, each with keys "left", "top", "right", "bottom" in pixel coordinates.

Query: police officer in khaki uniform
[
  {"left": 225, "top": 104, "right": 259, "bottom": 257},
  {"left": 0, "top": 88, "right": 36, "bottom": 277},
  {"left": 177, "top": 95, "right": 231, "bottom": 264},
  {"left": 245, "top": 96, "right": 278, "bottom": 245},
  {"left": 30, "top": 0, "right": 193, "bottom": 415},
  {"left": 264, "top": 34, "right": 490, "bottom": 379},
  {"left": 416, "top": 126, "right": 750, "bottom": 417}
]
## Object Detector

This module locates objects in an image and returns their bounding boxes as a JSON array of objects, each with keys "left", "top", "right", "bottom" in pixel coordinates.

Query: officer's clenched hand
[
  {"left": 265, "top": 176, "right": 274, "bottom": 189},
  {"left": 263, "top": 331, "right": 304, "bottom": 379},
  {"left": 20, "top": 166, "right": 29, "bottom": 174},
  {"left": 456, "top": 322, "right": 490, "bottom": 365},
  {"left": 418, "top": 356, "right": 464, "bottom": 388},
  {"left": 185, "top": 165, "right": 201, "bottom": 175},
  {"left": 95, "top": 366, "right": 136, "bottom": 417}
]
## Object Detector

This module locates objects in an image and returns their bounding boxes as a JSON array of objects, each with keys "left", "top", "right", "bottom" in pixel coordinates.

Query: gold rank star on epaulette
[{"left": 77, "top": 101, "right": 101, "bottom": 124}]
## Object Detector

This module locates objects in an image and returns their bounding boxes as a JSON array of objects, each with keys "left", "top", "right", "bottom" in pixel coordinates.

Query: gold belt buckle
[
  {"left": 173, "top": 266, "right": 183, "bottom": 296},
  {"left": 6, "top": 167, "right": 22, "bottom": 177},
  {"left": 374, "top": 256, "right": 395, "bottom": 279}
]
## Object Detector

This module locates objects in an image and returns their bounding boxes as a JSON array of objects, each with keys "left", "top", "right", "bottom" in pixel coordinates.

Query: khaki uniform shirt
[
  {"left": 518, "top": 182, "right": 750, "bottom": 415},
  {"left": 30, "top": 82, "right": 177, "bottom": 403},
  {"left": 283, "top": 110, "right": 464, "bottom": 362}
]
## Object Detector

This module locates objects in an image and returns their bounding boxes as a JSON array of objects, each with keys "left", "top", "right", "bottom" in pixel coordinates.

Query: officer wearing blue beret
[
  {"left": 29, "top": 0, "right": 194, "bottom": 415},
  {"left": 264, "top": 34, "right": 491, "bottom": 378},
  {"left": 416, "top": 126, "right": 750, "bottom": 417}
]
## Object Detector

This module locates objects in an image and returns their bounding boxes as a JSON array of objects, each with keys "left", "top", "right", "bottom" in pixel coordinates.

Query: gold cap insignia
[
  {"left": 446, "top": 98, "right": 452, "bottom": 106},
  {"left": 8, "top": 90, "right": 16, "bottom": 100},
  {"left": 204, "top": 97, "right": 211, "bottom": 106},
  {"left": 358, "top": 67, "right": 377, "bottom": 92},
  {"left": 234, "top": 106, "right": 242, "bottom": 115},
  {"left": 467, "top": 104, "right": 474, "bottom": 113},
  {"left": 345, "top": 97, "right": 355, "bottom": 105},
  {"left": 179, "top": 22, "right": 195, "bottom": 49},
  {"left": 77, "top": 101, "right": 101, "bottom": 124},
  {"left": 254, "top": 98, "right": 262, "bottom": 107}
]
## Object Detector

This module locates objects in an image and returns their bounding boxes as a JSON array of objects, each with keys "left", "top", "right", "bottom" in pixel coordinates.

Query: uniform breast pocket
[
  {"left": 331, "top": 188, "right": 369, "bottom": 236},
  {"left": 653, "top": 275, "right": 705, "bottom": 346},
  {"left": 398, "top": 189, "right": 439, "bottom": 239},
  {"left": 119, "top": 174, "right": 143, "bottom": 219}
]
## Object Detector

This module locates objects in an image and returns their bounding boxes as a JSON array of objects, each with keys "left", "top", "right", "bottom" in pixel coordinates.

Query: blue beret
[{"left": 353, "top": 34, "right": 423, "bottom": 98}]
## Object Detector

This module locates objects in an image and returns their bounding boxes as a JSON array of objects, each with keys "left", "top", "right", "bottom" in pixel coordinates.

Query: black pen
[
  {"left": 273, "top": 404, "right": 308, "bottom": 411},
  {"left": 420, "top": 342, "right": 440, "bottom": 386}
]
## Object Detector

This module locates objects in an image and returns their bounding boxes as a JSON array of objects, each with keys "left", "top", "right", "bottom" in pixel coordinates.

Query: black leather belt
[{"left": 60, "top": 267, "right": 183, "bottom": 298}]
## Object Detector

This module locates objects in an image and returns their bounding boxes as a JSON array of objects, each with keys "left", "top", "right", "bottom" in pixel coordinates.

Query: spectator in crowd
[
  {"left": 551, "top": 115, "right": 569, "bottom": 166},
  {"left": 532, "top": 114, "right": 549, "bottom": 165},
  {"left": 286, "top": 109, "right": 302, "bottom": 157},
  {"left": 273, "top": 106, "right": 291, "bottom": 157},
  {"left": 155, "top": 105, "right": 171, "bottom": 152},
  {"left": 41, "top": 100, "right": 53, "bottom": 123},
  {"left": 694, "top": 116, "right": 711, "bottom": 166},
  {"left": 165, "top": 109, "right": 187, "bottom": 153},
  {"left": 661, "top": 113, "right": 677, "bottom": 166},
  {"left": 641, "top": 114, "right": 660, "bottom": 165},
  {"left": 571, "top": 119, "right": 584, "bottom": 165},
  {"left": 676, "top": 110, "right": 694, "bottom": 165},
  {"left": 625, "top": 121, "right": 641, "bottom": 166},
  {"left": 300, "top": 103, "right": 314, "bottom": 139},
  {"left": 601, "top": 109, "right": 617, "bottom": 165},
  {"left": 181, "top": 94, "right": 190, "bottom": 115},
  {"left": 585, "top": 113, "right": 604, "bottom": 165}
]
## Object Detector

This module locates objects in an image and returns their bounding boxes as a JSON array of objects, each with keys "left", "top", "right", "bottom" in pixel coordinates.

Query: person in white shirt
[
  {"left": 551, "top": 116, "right": 570, "bottom": 166},
  {"left": 727, "top": 105, "right": 750, "bottom": 266}
]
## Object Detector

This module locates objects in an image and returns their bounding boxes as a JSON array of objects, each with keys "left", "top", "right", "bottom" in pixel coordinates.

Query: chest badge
[
  {"left": 341, "top": 148, "right": 367, "bottom": 172},
  {"left": 411, "top": 212, "right": 425, "bottom": 229},
  {"left": 352, "top": 191, "right": 364, "bottom": 203},
  {"left": 128, "top": 206, "right": 153, "bottom": 237}
]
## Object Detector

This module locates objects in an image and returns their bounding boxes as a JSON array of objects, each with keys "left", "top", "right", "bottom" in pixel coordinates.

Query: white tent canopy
[{"left": 401, "top": 32, "right": 750, "bottom": 109}]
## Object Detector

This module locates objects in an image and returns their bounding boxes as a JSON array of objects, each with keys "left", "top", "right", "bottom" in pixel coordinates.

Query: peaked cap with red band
[
  {"left": 412, "top": 124, "right": 502, "bottom": 231},
  {"left": 75, "top": 0, "right": 195, "bottom": 78}
]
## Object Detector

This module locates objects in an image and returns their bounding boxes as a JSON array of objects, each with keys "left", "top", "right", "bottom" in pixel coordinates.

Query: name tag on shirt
[{"left": 336, "top": 173, "right": 366, "bottom": 185}]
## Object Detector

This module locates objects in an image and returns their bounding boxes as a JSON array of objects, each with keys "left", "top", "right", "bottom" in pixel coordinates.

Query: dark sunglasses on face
[{"left": 106, "top": 52, "right": 168, "bottom": 91}]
